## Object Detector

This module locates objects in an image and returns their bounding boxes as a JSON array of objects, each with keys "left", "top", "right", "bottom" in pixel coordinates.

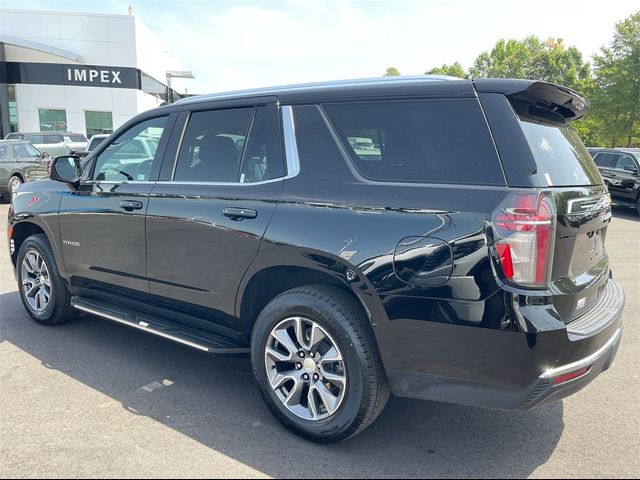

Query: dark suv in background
[
  {"left": 8, "top": 77, "right": 625, "bottom": 443},
  {"left": 588, "top": 148, "right": 640, "bottom": 215}
]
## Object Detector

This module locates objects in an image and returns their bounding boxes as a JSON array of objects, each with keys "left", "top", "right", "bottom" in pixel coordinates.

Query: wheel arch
[
  {"left": 236, "top": 248, "right": 388, "bottom": 340},
  {"left": 10, "top": 219, "right": 64, "bottom": 278}
]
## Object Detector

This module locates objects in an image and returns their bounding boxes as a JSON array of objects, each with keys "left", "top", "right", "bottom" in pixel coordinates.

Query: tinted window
[
  {"left": 93, "top": 116, "right": 168, "bottom": 182},
  {"left": 323, "top": 99, "right": 505, "bottom": 185},
  {"left": 174, "top": 108, "right": 253, "bottom": 182},
  {"left": 594, "top": 153, "right": 616, "bottom": 168},
  {"left": 0, "top": 145, "right": 9, "bottom": 159},
  {"left": 239, "top": 106, "right": 284, "bottom": 183},
  {"left": 614, "top": 154, "right": 637, "bottom": 171},
  {"left": 519, "top": 121, "right": 602, "bottom": 186}
]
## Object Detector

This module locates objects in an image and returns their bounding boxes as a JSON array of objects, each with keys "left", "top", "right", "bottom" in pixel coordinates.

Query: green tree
[
  {"left": 425, "top": 62, "right": 467, "bottom": 78},
  {"left": 468, "top": 36, "right": 592, "bottom": 92},
  {"left": 384, "top": 67, "right": 401, "bottom": 77},
  {"left": 590, "top": 11, "right": 640, "bottom": 147}
]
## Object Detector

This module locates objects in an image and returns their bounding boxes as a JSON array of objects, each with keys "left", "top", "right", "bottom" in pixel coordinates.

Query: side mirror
[
  {"left": 50, "top": 155, "right": 82, "bottom": 188},
  {"left": 623, "top": 165, "right": 639, "bottom": 173}
]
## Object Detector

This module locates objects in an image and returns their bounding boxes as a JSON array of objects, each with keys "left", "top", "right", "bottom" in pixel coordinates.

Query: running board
[{"left": 71, "top": 297, "right": 250, "bottom": 355}]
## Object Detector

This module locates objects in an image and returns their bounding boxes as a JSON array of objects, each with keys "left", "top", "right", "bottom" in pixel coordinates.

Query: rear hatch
[
  {"left": 520, "top": 120, "right": 611, "bottom": 322},
  {"left": 477, "top": 80, "right": 611, "bottom": 324}
]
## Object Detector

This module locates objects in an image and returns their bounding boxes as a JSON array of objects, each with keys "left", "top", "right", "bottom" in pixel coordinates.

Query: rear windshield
[
  {"left": 324, "top": 99, "right": 505, "bottom": 185},
  {"left": 519, "top": 121, "right": 602, "bottom": 186}
]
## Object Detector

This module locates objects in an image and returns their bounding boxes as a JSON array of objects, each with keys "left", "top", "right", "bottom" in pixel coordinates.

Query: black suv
[
  {"left": 7, "top": 77, "right": 625, "bottom": 443},
  {"left": 588, "top": 148, "right": 640, "bottom": 215}
]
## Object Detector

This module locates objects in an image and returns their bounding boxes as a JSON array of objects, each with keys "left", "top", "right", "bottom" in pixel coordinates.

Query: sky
[{"left": 4, "top": 0, "right": 639, "bottom": 94}]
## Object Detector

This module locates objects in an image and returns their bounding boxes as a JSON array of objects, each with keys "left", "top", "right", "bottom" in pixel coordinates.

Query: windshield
[{"left": 520, "top": 121, "right": 603, "bottom": 187}]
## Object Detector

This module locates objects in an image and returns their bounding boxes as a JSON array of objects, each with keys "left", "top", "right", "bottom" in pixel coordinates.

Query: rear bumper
[{"left": 384, "top": 279, "right": 625, "bottom": 410}]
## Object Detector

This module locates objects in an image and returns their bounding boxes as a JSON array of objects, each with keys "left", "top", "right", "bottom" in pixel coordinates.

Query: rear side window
[
  {"left": 519, "top": 121, "right": 602, "bottom": 186},
  {"left": 323, "top": 99, "right": 505, "bottom": 185},
  {"left": 174, "top": 108, "right": 253, "bottom": 182},
  {"left": 42, "top": 135, "right": 63, "bottom": 144},
  {"left": 174, "top": 106, "right": 284, "bottom": 183},
  {"left": 24, "top": 135, "right": 44, "bottom": 144},
  {"left": 594, "top": 153, "right": 616, "bottom": 168}
]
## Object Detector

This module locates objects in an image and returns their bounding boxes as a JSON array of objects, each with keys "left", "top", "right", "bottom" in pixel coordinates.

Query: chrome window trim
[
  {"left": 155, "top": 178, "right": 284, "bottom": 187},
  {"left": 281, "top": 105, "right": 301, "bottom": 179}
]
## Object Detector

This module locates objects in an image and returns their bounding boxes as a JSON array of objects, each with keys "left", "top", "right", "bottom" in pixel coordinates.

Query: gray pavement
[{"left": 0, "top": 203, "right": 638, "bottom": 478}]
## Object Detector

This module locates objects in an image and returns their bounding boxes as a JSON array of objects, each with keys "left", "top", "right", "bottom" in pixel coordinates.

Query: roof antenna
[{"left": 127, "top": 3, "right": 134, "bottom": 15}]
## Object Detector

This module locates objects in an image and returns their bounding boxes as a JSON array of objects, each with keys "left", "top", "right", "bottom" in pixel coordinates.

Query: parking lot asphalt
[{"left": 0, "top": 203, "right": 638, "bottom": 479}]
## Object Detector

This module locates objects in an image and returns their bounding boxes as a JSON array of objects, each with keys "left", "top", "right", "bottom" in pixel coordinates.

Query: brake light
[{"left": 492, "top": 192, "right": 556, "bottom": 288}]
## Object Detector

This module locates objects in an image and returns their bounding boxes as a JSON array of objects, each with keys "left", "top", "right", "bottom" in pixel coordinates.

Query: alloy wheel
[
  {"left": 9, "top": 176, "right": 22, "bottom": 194},
  {"left": 265, "top": 317, "right": 347, "bottom": 421},
  {"left": 21, "top": 250, "right": 52, "bottom": 312}
]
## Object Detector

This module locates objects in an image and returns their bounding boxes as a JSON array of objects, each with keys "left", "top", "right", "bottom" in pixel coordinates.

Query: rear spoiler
[{"left": 474, "top": 79, "right": 589, "bottom": 124}]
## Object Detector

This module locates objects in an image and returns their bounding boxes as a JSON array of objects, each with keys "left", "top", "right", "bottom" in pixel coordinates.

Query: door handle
[
  {"left": 120, "top": 200, "right": 144, "bottom": 211},
  {"left": 223, "top": 207, "right": 258, "bottom": 220}
]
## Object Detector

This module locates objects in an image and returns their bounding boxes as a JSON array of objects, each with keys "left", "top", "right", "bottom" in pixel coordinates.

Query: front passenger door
[{"left": 59, "top": 114, "right": 176, "bottom": 298}]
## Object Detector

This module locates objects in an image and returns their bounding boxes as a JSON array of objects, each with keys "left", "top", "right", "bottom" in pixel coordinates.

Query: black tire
[
  {"left": 251, "top": 285, "right": 389, "bottom": 443},
  {"left": 635, "top": 196, "right": 640, "bottom": 217},
  {"left": 16, "top": 234, "right": 76, "bottom": 325}
]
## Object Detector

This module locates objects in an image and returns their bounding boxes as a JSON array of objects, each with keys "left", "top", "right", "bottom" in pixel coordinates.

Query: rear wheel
[
  {"left": 16, "top": 234, "right": 75, "bottom": 325},
  {"left": 251, "top": 285, "right": 389, "bottom": 443}
]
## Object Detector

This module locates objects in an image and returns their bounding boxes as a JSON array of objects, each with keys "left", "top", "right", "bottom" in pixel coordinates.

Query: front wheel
[
  {"left": 3, "top": 176, "right": 22, "bottom": 202},
  {"left": 251, "top": 285, "right": 389, "bottom": 443},
  {"left": 16, "top": 234, "right": 76, "bottom": 325}
]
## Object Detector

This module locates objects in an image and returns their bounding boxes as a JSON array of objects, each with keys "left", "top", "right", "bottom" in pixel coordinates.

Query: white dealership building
[{"left": 0, "top": 9, "right": 193, "bottom": 138}]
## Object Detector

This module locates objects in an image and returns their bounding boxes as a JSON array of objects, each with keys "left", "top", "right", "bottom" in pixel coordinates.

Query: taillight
[
  {"left": 45, "top": 159, "right": 52, "bottom": 174},
  {"left": 492, "top": 192, "right": 556, "bottom": 288}
]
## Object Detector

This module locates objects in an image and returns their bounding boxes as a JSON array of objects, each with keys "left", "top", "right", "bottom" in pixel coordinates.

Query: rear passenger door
[{"left": 146, "top": 102, "right": 285, "bottom": 330}]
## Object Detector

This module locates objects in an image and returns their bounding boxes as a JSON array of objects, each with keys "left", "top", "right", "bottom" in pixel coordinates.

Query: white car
[{"left": 5, "top": 132, "right": 88, "bottom": 157}]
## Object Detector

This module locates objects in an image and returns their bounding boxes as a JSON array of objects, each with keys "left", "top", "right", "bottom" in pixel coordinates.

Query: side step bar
[{"left": 71, "top": 297, "right": 250, "bottom": 356}]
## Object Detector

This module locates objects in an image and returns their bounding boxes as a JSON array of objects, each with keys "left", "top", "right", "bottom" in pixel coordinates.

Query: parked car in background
[
  {"left": 0, "top": 140, "right": 49, "bottom": 202},
  {"left": 74, "top": 134, "right": 111, "bottom": 158},
  {"left": 588, "top": 148, "right": 640, "bottom": 215},
  {"left": 8, "top": 77, "right": 625, "bottom": 443},
  {"left": 5, "top": 132, "right": 88, "bottom": 157}
]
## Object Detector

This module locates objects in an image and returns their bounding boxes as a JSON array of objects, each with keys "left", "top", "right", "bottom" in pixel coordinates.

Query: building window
[
  {"left": 85, "top": 111, "right": 113, "bottom": 137},
  {"left": 8, "top": 85, "right": 18, "bottom": 133},
  {"left": 39, "top": 109, "right": 67, "bottom": 131}
]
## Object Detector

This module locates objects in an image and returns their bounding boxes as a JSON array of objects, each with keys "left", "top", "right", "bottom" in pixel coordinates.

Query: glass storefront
[
  {"left": 85, "top": 111, "right": 113, "bottom": 137},
  {"left": 8, "top": 85, "right": 18, "bottom": 133},
  {"left": 38, "top": 109, "right": 67, "bottom": 131}
]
